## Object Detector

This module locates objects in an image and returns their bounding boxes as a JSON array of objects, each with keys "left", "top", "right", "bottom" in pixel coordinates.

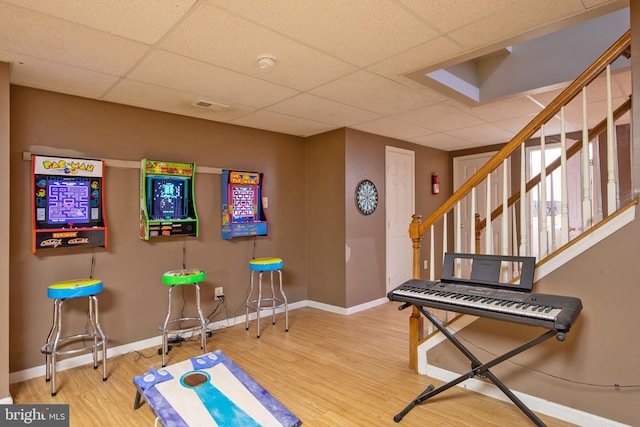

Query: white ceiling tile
[
  {"left": 465, "top": 96, "right": 543, "bottom": 122},
  {"left": 448, "top": 0, "right": 586, "bottom": 50},
  {"left": 408, "top": 132, "right": 472, "bottom": 150},
  {"left": 126, "top": 50, "right": 299, "bottom": 108},
  {"left": 160, "top": 3, "right": 356, "bottom": 91},
  {"left": 582, "top": 0, "right": 622, "bottom": 7},
  {"left": 400, "top": 103, "right": 485, "bottom": 132},
  {"left": 231, "top": 110, "right": 337, "bottom": 137},
  {"left": 267, "top": 93, "right": 381, "bottom": 127},
  {"left": 398, "top": 0, "right": 518, "bottom": 33},
  {"left": 492, "top": 114, "right": 539, "bottom": 135},
  {"left": 352, "top": 117, "right": 435, "bottom": 141},
  {"left": 211, "top": 0, "right": 439, "bottom": 66},
  {"left": 103, "top": 79, "right": 256, "bottom": 123},
  {"left": 0, "top": 0, "right": 627, "bottom": 148},
  {"left": 369, "top": 36, "right": 464, "bottom": 79},
  {"left": 445, "top": 122, "right": 515, "bottom": 145},
  {"left": 310, "top": 71, "right": 438, "bottom": 115},
  {"left": 0, "top": 2, "right": 149, "bottom": 75},
  {"left": 2, "top": 52, "right": 118, "bottom": 99},
  {"left": 2, "top": 0, "right": 197, "bottom": 44}
]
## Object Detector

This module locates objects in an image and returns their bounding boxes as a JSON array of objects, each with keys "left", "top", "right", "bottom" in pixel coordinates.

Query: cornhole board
[{"left": 133, "top": 350, "right": 301, "bottom": 427}]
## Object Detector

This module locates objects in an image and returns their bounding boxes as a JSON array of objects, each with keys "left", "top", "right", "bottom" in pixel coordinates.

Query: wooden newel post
[{"left": 408, "top": 214, "right": 424, "bottom": 371}]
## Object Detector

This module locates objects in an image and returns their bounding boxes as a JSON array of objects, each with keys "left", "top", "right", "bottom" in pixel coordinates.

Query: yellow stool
[
  {"left": 245, "top": 257, "right": 288, "bottom": 338},
  {"left": 160, "top": 269, "right": 209, "bottom": 367},
  {"left": 41, "top": 278, "right": 108, "bottom": 396}
]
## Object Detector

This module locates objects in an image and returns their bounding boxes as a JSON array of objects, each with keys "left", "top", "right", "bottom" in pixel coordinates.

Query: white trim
[
  {"left": 535, "top": 203, "right": 635, "bottom": 280},
  {"left": 345, "top": 297, "right": 388, "bottom": 315},
  {"left": 417, "top": 316, "right": 632, "bottom": 427},
  {"left": 0, "top": 396, "right": 13, "bottom": 404},
  {"left": 424, "top": 364, "right": 629, "bottom": 427}
]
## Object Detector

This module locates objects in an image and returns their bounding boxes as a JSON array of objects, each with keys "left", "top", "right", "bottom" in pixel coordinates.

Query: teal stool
[
  {"left": 41, "top": 278, "right": 108, "bottom": 396},
  {"left": 160, "top": 269, "right": 209, "bottom": 367},
  {"left": 245, "top": 257, "right": 288, "bottom": 338}
]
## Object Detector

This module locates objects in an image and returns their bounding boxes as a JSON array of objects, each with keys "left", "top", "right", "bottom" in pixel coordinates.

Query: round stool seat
[
  {"left": 249, "top": 257, "right": 283, "bottom": 271},
  {"left": 47, "top": 279, "right": 103, "bottom": 299},
  {"left": 162, "top": 269, "right": 206, "bottom": 285}
]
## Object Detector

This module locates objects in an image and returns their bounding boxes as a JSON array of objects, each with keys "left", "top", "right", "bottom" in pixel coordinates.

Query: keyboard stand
[{"left": 394, "top": 304, "right": 560, "bottom": 426}]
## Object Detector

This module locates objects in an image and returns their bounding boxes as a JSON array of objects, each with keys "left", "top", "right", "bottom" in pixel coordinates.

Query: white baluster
[
  {"left": 442, "top": 213, "right": 448, "bottom": 265},
  {"left": 501, "top": 159, "right": 509, "bottom": 257},
  {"left": 470, "top": 188, "right": 476, "bottom": 254},
  {"left": 560, "top": 107, "right": 569, "bottom": 246},
  {"left": 455, "top": 200, "right": 462, "bottom": 277},
  {"left": 549, "top": 171, "right": 556, "bottom": 251},
  {"left": 519, "top": 144, "right": 528, "bottom": 256},
  {"left": 606, "top": 65, "right": 618, "bottom": 214},
  {"left": 539, "top": 125, "right": 548, "bottom": 258},
  {"left": 485, "top": 174, "right": 492, "bottom": 254},
  {"left": 581, "top": 87, "right": 593, "bottom": 230},
  {"left": 429, "top": 224, "right": 435, "bottom": 281}
]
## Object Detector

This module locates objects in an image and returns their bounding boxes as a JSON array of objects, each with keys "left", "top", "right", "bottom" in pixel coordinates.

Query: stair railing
[{"left": 405, "top": 30, "right": 631, "bottom": 371}]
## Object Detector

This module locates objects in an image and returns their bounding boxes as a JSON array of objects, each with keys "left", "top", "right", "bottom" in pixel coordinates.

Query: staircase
[{"left": 405, "top": 30, "right": 633, "bottom": 371}]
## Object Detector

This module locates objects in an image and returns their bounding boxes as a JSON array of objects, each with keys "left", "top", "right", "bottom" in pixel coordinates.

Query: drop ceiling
[{"left": 0, "top": 0, "right": 631, "bottom": 151}]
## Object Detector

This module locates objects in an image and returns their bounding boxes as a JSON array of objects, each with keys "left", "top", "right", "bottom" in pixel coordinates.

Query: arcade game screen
[
  {"left": 221, "top": 170, "right": 267, "bottom": 239},
  {"left": 139, "top": 159, "right": 198, "bottom": 240},
  {"left": 32, "top": 154, "right": 107, "bottom": 252},
  {"left": 148, "top": 177, "right": 189, "bottom": 220}
]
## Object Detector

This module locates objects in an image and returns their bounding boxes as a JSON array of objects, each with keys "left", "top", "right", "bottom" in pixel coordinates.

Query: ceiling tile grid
[{"left": 0, "top": 0, "right": 630, "bottom": 150}]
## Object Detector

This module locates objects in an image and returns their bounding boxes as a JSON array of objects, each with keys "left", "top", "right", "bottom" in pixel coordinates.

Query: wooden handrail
[
  {"left": 476, "top": 97, "right": 632, "bottom": 230},
  {"left": 413, "top": 30, "right": 631, "bottom": 238}
]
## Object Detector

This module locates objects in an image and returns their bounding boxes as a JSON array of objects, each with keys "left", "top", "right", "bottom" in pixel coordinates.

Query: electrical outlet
[
  {"left": 215, "top": 287, "right": 224, "bottom": 298},
  {"left": 424, "top": 260, "right": 428, "bottom": 270}
]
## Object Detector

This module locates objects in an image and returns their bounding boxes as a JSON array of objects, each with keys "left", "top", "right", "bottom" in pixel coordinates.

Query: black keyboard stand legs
[{"left": 394, "top": 305, "right": 558, "bottom": 426}]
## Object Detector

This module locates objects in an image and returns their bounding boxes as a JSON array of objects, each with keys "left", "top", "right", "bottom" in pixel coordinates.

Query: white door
[
  {"left": 453, "top": 152, "right": 508, "bottom": 255},
  {"left": 385, "top": 146, "right": 415, "bottom": 293}
]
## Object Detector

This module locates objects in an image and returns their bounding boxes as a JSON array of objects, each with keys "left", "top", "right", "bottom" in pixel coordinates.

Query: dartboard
[{"left": 355, "top": 179, "right": 378, "bottom": 215}]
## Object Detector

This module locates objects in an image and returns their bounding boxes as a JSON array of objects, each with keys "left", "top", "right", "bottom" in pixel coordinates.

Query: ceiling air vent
[{"left": 192, "top": 100, "right": 229, "bottom": 111}]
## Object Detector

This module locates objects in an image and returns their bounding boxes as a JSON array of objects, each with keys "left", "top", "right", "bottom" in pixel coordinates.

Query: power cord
[{"left": 446, "top": 323, "right": 640, "bottom": 389}]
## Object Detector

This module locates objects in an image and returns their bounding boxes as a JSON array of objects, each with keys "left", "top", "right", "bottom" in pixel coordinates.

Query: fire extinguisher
[{"left": 432, "top": 172, "right": 440, "bottom": 195}]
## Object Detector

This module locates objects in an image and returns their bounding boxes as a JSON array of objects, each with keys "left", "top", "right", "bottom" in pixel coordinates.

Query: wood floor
[{"left": 10, "top": 302, "right": 576, "bottom": 426}]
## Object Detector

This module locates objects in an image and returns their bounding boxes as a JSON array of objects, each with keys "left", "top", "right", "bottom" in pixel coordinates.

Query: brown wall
[
  {"left": 345, "top": 129, "right": 451, "bottom": 305},
  {"left": 428, "top": 218, "right": 640, "bottom": 425},
  {"left": 8, "top": 86, "right": 453, "bottom": 375},
  {"left": 305, "top": 129, "right": 346, "bottom": 306},
  {"left": 9, "top": 86, "right": 307, "bottom": 372},
  {"left": 0, "top": 62, "right": 10, "bottom": 401}
]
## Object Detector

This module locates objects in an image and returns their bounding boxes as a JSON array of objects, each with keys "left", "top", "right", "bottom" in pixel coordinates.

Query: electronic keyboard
[{"left": 388, "top": 279, "right": 582, "bottom": 332}]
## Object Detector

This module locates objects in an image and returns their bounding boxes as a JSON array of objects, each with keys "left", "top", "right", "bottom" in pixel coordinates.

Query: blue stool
[
  {"left": 246, "top": 257, "right": 288, "bottom": 338},
  {"left": 160, "top": 269, "right": 209, "bottom": 367},
  {"left": 41, "top": 278, "right": 108, "bottom": 396}
]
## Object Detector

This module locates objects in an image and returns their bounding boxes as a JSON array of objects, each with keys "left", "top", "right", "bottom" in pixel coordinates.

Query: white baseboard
[
  {"left": 0, "top": 395, "right": 13, "bottom": 404},
  {"left": 417, "top": 320, "right": 631, "bottom": 427},
  {"left": 305, "top": 297, "right": 387, "bottom": 315}
]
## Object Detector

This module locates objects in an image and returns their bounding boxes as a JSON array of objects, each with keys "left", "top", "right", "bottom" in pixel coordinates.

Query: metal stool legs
[
  {"left": 160, "top": 283, "right": 209, "bottom": 367},
  {"left": 42, "top": 295, "right": 108, "bottom": 396},
  {"left": 245, "top": 268, "right": 288, "bottom": 338}
]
